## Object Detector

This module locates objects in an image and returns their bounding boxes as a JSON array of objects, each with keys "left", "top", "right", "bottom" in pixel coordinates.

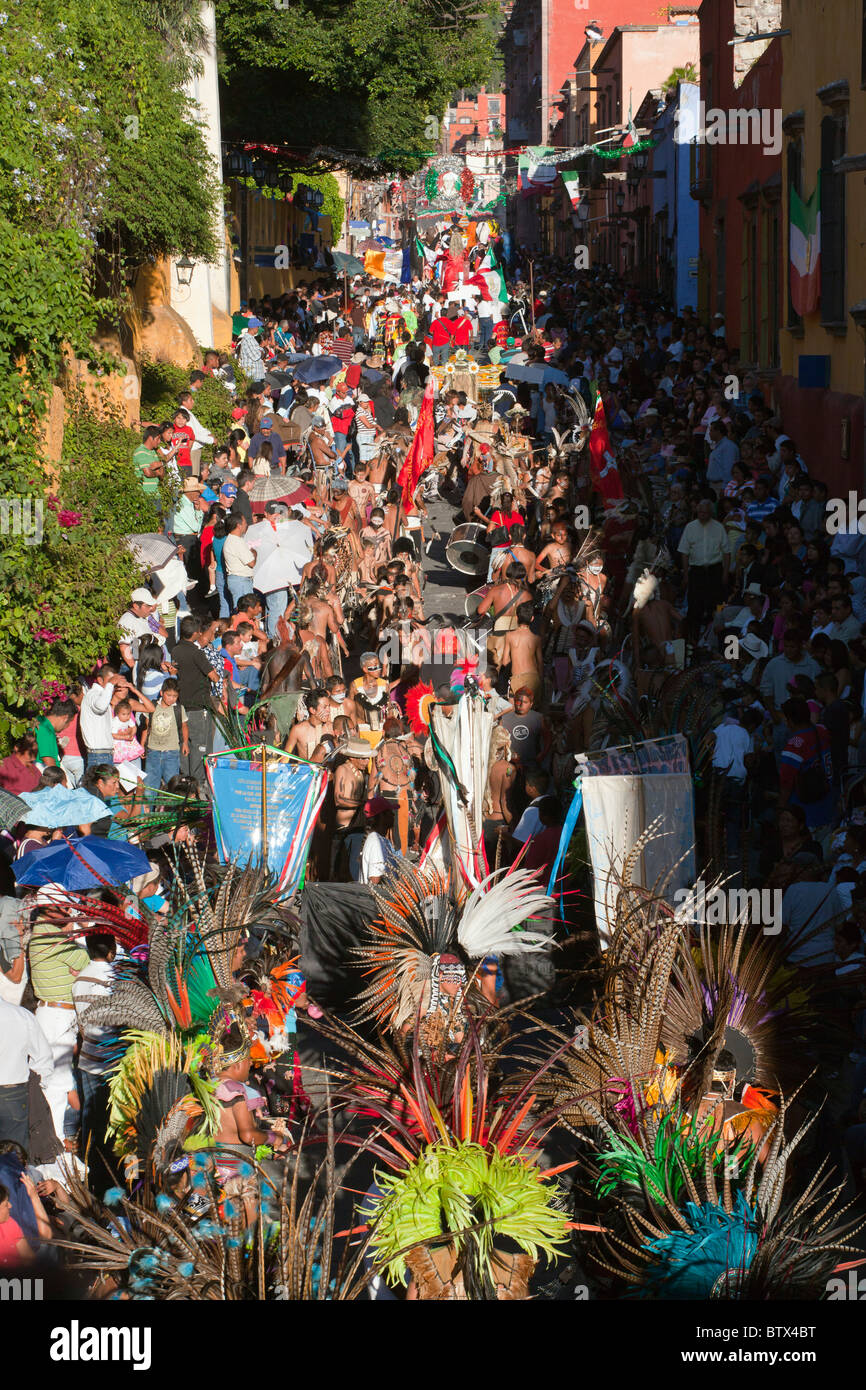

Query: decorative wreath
[{"left": 460, "top": 167, "right": 475, "bottom": 202}]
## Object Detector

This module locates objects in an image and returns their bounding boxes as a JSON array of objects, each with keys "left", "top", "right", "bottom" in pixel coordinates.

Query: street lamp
[{"left": 175, "top": 256, "right": 195, "bottom": 288}]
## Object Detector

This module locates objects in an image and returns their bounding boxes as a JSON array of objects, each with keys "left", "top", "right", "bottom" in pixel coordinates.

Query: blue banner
[{"left": 207, "top": 753, "right": 326, "bottom": 895}]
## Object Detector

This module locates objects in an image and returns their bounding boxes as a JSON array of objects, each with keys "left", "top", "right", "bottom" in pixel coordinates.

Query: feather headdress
[
  {"left": 632, "top": 568, "right": 659, "bottom": 611},
  {"left": 352, "top": 862, "right": 554, "bottom": 1040}
]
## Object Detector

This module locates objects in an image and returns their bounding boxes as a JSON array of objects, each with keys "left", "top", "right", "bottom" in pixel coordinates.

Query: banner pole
[{"left": 260, "top": 742, "right": 268, "bottom": 870}]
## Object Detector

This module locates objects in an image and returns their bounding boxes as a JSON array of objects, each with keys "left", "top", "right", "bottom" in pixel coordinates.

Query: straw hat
[{"left": 341, "top": 738, "right": 373, "bottom": 759}]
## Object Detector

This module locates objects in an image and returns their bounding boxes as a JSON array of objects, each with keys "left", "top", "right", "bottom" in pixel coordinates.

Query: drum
[
  {"left": 465, "top": 584, "right": 490, "bottom": 619},
  {"left": 446, "top": 522, "right": 490, "bottom": 577}
]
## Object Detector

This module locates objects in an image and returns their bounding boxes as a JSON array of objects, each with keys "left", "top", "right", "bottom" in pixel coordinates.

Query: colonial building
[
  {"left": 778, "top": 0, "right": 865, "bottom": 489},
  {"left": 691, "top": 0, "right": 782, "bottom": 382}
]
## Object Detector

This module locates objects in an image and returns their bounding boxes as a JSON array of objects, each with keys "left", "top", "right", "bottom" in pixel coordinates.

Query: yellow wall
[
  {"left": 229, "top": 183, "right": 335, "bottom": 308},
  {"left": 780, "top": 0, "right": 866, "bottom": 397}
]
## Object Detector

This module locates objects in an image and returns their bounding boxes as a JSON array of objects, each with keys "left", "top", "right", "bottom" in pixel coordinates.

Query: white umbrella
[
  {"left": 246, "top": 518, "right": 313, "bottom": 593},
  {"left": 504, "top": 363, "right": 570, "bottom": 387},
  {"left": 124, "top": 533, "right": 177, "bottom": 571}
]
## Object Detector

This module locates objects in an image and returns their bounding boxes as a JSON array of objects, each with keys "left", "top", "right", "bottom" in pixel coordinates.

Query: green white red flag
[{"left": 790, "top": 174, "right": 820, "bottom": 316}]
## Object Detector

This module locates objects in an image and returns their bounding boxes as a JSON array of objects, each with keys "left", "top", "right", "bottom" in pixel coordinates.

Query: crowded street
[{"left": 0, "top": 0, "right": 864, "bottom": 1357}]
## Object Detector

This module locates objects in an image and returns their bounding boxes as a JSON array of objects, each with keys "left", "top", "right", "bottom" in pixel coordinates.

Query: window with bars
[
  {"left": 768, "top": 206, "right": 781, "bottom": 366},
  {"left": 820, "top": 114, "right": 846, "bottom": 326},
  {"left": 786, "top": 139, "right": 802, "bottom": 329}
]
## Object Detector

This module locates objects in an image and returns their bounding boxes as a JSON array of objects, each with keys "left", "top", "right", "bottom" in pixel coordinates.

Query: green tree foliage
[
  {"left": 218, "top": 0, "right": 501, "bottom": 172},
  {"left": 0, "top": 0, "right": 223, "bottom": 739},
  {"left": 662, "top": 63, "right": 698, "bottom": 95},
  {"left": 140, "top": 359, "right": 240, "bottom": 459}
]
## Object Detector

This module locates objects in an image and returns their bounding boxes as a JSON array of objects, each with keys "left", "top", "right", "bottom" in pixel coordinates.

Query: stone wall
[{"left": 732, "top": 0, "right": 782, "bottom": 87}]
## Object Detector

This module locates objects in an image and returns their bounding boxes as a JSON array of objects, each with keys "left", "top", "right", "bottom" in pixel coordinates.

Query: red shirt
[
  {"left": 430, "top": 316, "right": 453, "bottom": 347},
  {"left": 450, "top": 315, "right": 473, "bottom": 347},
  {"left": 490, "top": 509, "right": 524, "bottom": 533},
  {"left": 172, "top": 423, "right": 195, "bottom": 472}
]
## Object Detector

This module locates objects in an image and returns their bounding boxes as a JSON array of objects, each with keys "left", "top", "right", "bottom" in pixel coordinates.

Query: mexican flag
[
  {"left": 588, "top": 394, "right": 624, "bottom": 502},
  {"left": 561, "top": 170, "right": 580, "bottom": 208},
  {"left": 478, "top": 247, "right": 509, "bottom": 303},
  {"left": 790, "top": 174, "right": 820, "bottom": 316}
]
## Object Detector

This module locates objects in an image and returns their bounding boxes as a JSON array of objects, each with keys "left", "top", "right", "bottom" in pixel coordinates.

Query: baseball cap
[
  {"left": 247, "top": 317, "right": 262, "bottom": 330},
  {"left": 364, "top": 795, "right": 393, "bottom": 819},
  {"left": 220, "top": 482, "right": 238, "bottom": 498},
  {"left": 261, "top": 416, "right": 274, "bottom": 427},
  {"left": 131, "top": 587, "right": 156, "bottom": 605}
]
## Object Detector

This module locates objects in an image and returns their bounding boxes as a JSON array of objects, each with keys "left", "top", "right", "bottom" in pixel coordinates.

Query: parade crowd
[{"left": 1, "top": 243, "right": 865, "bottom": 1298}]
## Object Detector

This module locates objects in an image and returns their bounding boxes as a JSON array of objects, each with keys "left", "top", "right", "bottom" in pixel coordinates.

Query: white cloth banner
[{"left": 581, "top": 772, "right": 696, "bottom": 948}]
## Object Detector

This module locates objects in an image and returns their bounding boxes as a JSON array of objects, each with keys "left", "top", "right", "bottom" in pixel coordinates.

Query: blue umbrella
[
  {"left": 20, "top": 786, "right": 115, "bottom": 829},
  {"left": 12, "top": 835, "right": 150, "bottom": 890},
  {"left": 291, "top": 355, "right": 343, "bottom": 385}
]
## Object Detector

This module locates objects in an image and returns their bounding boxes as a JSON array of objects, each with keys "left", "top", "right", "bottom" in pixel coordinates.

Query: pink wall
[{"left": 547, "top": 1, "right": 673, "bottom": 98}]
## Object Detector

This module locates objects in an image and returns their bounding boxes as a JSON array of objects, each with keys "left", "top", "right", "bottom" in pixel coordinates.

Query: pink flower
[
  {"left": 57, "top": 509, "right": 82, "bottom": 528},
  {"left": 33, "top": 627, "right": 60, "bottom": 643},
  {"left": 46, "top": 495, "right": 60, "bottom": 511}
]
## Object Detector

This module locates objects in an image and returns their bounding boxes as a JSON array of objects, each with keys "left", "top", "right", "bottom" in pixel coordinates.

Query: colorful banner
[
  {"left": 206, "top": 750, "right": 327, "bottom": 895},
  {"left": 576, "top": 734, "right": 691, "bottom": 778}
]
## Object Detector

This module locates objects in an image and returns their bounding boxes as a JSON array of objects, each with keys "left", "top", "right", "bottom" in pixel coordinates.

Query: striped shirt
[{"left": 29, "top": 920, "right": 89, "bottom": 1003}]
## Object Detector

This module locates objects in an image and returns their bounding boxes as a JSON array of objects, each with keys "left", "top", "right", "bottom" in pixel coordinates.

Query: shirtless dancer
[
  {"left": 300, "top": 578, "right": 349, "bottom": 670},
  {"left": 489, "top": 522, "right": 536, "bottom": 586},
  {"left": 535, "top": 521, "right": 573, "bottom": 575},
  {"left": 476, "top": 562, "right": 533, "bottom": 670},
  {"left": 294, "top": 604, "right": 333, "bottom": 682},
  {"left": 307, "top": 416, "right": 337, "bottom": 500},
  {"left": 366, "top": 444, "right": 392, "bottom": 498},
  {"left": 499, "top": 602, "right": 544, "bottom": 704},
  {"left": 631, "top": 571, "right": 682, "bottom": 670},
  {"left": 331, "top": 739, "right": 371, "bottom": 877},
  {"left": 483, "top": 725, "right": 517, "bottom": 865},
  {"left": 285, "top": 689, "right": 333, "bottom": 759}
]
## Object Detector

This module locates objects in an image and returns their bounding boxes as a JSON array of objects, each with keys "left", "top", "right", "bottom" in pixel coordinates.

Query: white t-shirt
[
  {"left": 80, "top": 681, "right": 116, "bottom": 750},
  {"left": 359, "top": 832, "right": 401, "bottom": 884},
  {"left": 223, "top": 533, "right": 256, "bottom": 577},
  {"left": 118, "top": 611, "right": 153, "bottom": 659},
  {"left": 711, "top": 721, "right": 752, "bottom": 778}
]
